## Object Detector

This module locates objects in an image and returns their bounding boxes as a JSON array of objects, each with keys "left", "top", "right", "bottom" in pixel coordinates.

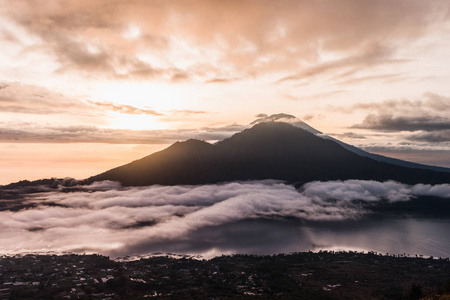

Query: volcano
[{"left": 88, "top": 121, "right": 450, "bottom": 186}]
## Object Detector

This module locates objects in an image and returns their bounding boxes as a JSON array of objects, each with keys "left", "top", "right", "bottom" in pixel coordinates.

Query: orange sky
[{"left": 0, "top": 0, "right": 450, "bottom": 184}]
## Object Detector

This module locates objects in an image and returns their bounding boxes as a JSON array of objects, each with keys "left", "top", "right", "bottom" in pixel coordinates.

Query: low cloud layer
[{"left": 1, "top": 180, "right": 449, "bottom": 258}]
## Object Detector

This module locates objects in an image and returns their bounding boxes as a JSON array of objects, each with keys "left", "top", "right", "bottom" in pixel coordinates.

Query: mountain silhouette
[
  {"left": 88, "top": 122, "right": 450, "bottom": 186},
  {"left": 253, "top": 113, "right": 450, "bottom": 173}
]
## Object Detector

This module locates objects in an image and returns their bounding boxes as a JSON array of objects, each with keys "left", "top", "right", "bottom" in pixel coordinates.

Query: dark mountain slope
[
  {"left": 91, "top": 139, "right": 216, "bottom": 186},
  {"left": 321, "top": 134, "right": 450, "bottom": 173},
  {"left": 89, "top": 122, "right": 450, "bottom": 186}
]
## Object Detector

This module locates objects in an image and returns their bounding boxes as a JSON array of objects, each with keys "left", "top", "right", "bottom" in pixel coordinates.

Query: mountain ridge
[{"left": 88, "top": 122, "right": 450, "bottom": 186}]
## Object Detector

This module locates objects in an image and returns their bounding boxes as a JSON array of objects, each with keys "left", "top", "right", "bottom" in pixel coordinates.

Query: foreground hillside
[{"left": 1, "top": 252, "right": 449, "bottom": 299}]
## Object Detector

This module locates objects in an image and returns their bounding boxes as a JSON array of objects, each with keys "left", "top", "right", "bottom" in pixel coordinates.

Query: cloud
[
  {"left": 250, "top": 113, "right": 296, "bottom": 124},
  {"left": 88, "top": 100, "right": 163, "bottom": 116},
  {"left": 331, "top": 93, "right": 450, "bottom": 115},
  {"left": 407, "top": 130, "right": 450, "bottom": 143},
  {"left": 0, "top": 122, "right": 243, "bottom": 144},
  {"left": 331, "top": 132, "right": 367, "bottom": 139},
  {"left": 170, "top": 109, "right": 207, "bottom": 115},
  {"left": 277, "top": 42, "right": 398, "bottom": 83},
  {"left": 250, "top": 113, "right": 322, "bottom": 134},
  {"left": 328, "top": 93, "right": 450, "bottom": 139},
  {"left": 205, "top": 78, "right": 239, "bottom": 84},
  {"left": 302, "top": 180, "right": 416, "bottom": 202},
  {"left": 1, "top": 180, "right": 449, "bottom": 257},
  {"left": 283, "top": 90, "right": 346, "bottom": 101},
  {"left": 3, "top": 0, "right": 448, "bottom": 81},
  {"left": 0, "top": 82, "right": 94, "bottom": 115},
  {"left": 352, "top": 115, "right": 450, "bottom": 132},
  {"left": 336, "top": 73, "right": 407, "bottom": 85}
]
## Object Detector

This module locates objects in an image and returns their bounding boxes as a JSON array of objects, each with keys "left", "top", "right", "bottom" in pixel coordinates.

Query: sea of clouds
[{"left": 1, "top": 180, "right": 449, "bottom": 258}]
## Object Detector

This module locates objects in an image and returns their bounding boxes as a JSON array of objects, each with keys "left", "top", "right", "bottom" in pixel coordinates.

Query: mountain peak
[
  {"left": 250, "top": 113, "right": 297, "bottom": 124},
  {"left": 250, "top": 113, "right": 322, "bottom": 134},
  {"left": 170, "top": 138, "right": 212, "bottom": 148}
]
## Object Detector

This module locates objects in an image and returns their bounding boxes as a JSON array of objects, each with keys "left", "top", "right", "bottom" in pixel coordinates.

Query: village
[{"left": 0, "top": 251, "right": 449, "bottom": 299}]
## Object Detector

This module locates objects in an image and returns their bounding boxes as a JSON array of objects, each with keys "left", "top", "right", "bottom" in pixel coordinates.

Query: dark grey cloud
[
  {"left": 407, "top": 130, "right": 450, "bottom": 143},
  {"left": 1, "top": 180, "right": 449, "bottom": 257},
  {"left": 331, "top": 132, "right": 367, "bottom": 139},
  {"left": 329, "top": 93, "right": 450, "bottom": 137},
  {"left": 352, "top": 115, "right": 450, "bottom": 132}
]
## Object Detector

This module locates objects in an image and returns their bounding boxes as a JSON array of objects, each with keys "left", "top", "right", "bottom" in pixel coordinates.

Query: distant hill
[{"left": 88, "top": 122, "right": 450, "bottom": 186}]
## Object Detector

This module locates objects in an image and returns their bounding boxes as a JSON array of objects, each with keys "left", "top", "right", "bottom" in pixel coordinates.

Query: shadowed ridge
[{"left": 88, "top": 139, "right": 215, "bottom": 186}]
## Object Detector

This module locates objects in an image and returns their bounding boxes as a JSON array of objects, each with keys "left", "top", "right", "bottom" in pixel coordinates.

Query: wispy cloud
[
  {"left": 283, "top": 90, "right": 346, "bottom": 101},
  {"left": 352, "top": 115, "right": 450, "bottom": 132},
  {"left": 335, "top": 73, "right": 406, "bottom": 85},
  {"left": 0, "top": 82, "right": 94, "bottom": 115},
  {"left": 88, "top": 100, "right": 163, "bottom": 116},
  {"left": 0, "top": 123, "right": 243, "bottom": 144},
  {"left": 330, "top": 132, "right": 367, "bottom": 139},
  {"left": 277, "top": 43, "right": 397, "bottom": 83},
  {"left": 331, "top": 93, "right": 450, "bottom": 114}
]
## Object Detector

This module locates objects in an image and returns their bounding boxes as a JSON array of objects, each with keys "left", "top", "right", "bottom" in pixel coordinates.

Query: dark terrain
[{"left": 1, "top": 251, "right": 449, "bottom": 300}]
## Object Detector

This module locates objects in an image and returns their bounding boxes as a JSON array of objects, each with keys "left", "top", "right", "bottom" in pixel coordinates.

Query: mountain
[
  {"left": 253, "top": 113, "right": 450, "bottom": 174},
  {"left": 88, "top": 122, "right": 450, "bottom": 186}
]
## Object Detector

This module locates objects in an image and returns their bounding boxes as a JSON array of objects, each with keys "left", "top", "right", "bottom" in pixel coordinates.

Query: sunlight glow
[
  {"left": 107, "top": 113, "right": 166, "bottom": 130},
  {"left": 95, "top": 82, "right": 186, "bottom": 112}
]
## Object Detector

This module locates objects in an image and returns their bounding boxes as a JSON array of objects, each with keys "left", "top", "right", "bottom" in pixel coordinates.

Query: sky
[{"left": 1, "top": 0, "right": 450, "bottom": 184}]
